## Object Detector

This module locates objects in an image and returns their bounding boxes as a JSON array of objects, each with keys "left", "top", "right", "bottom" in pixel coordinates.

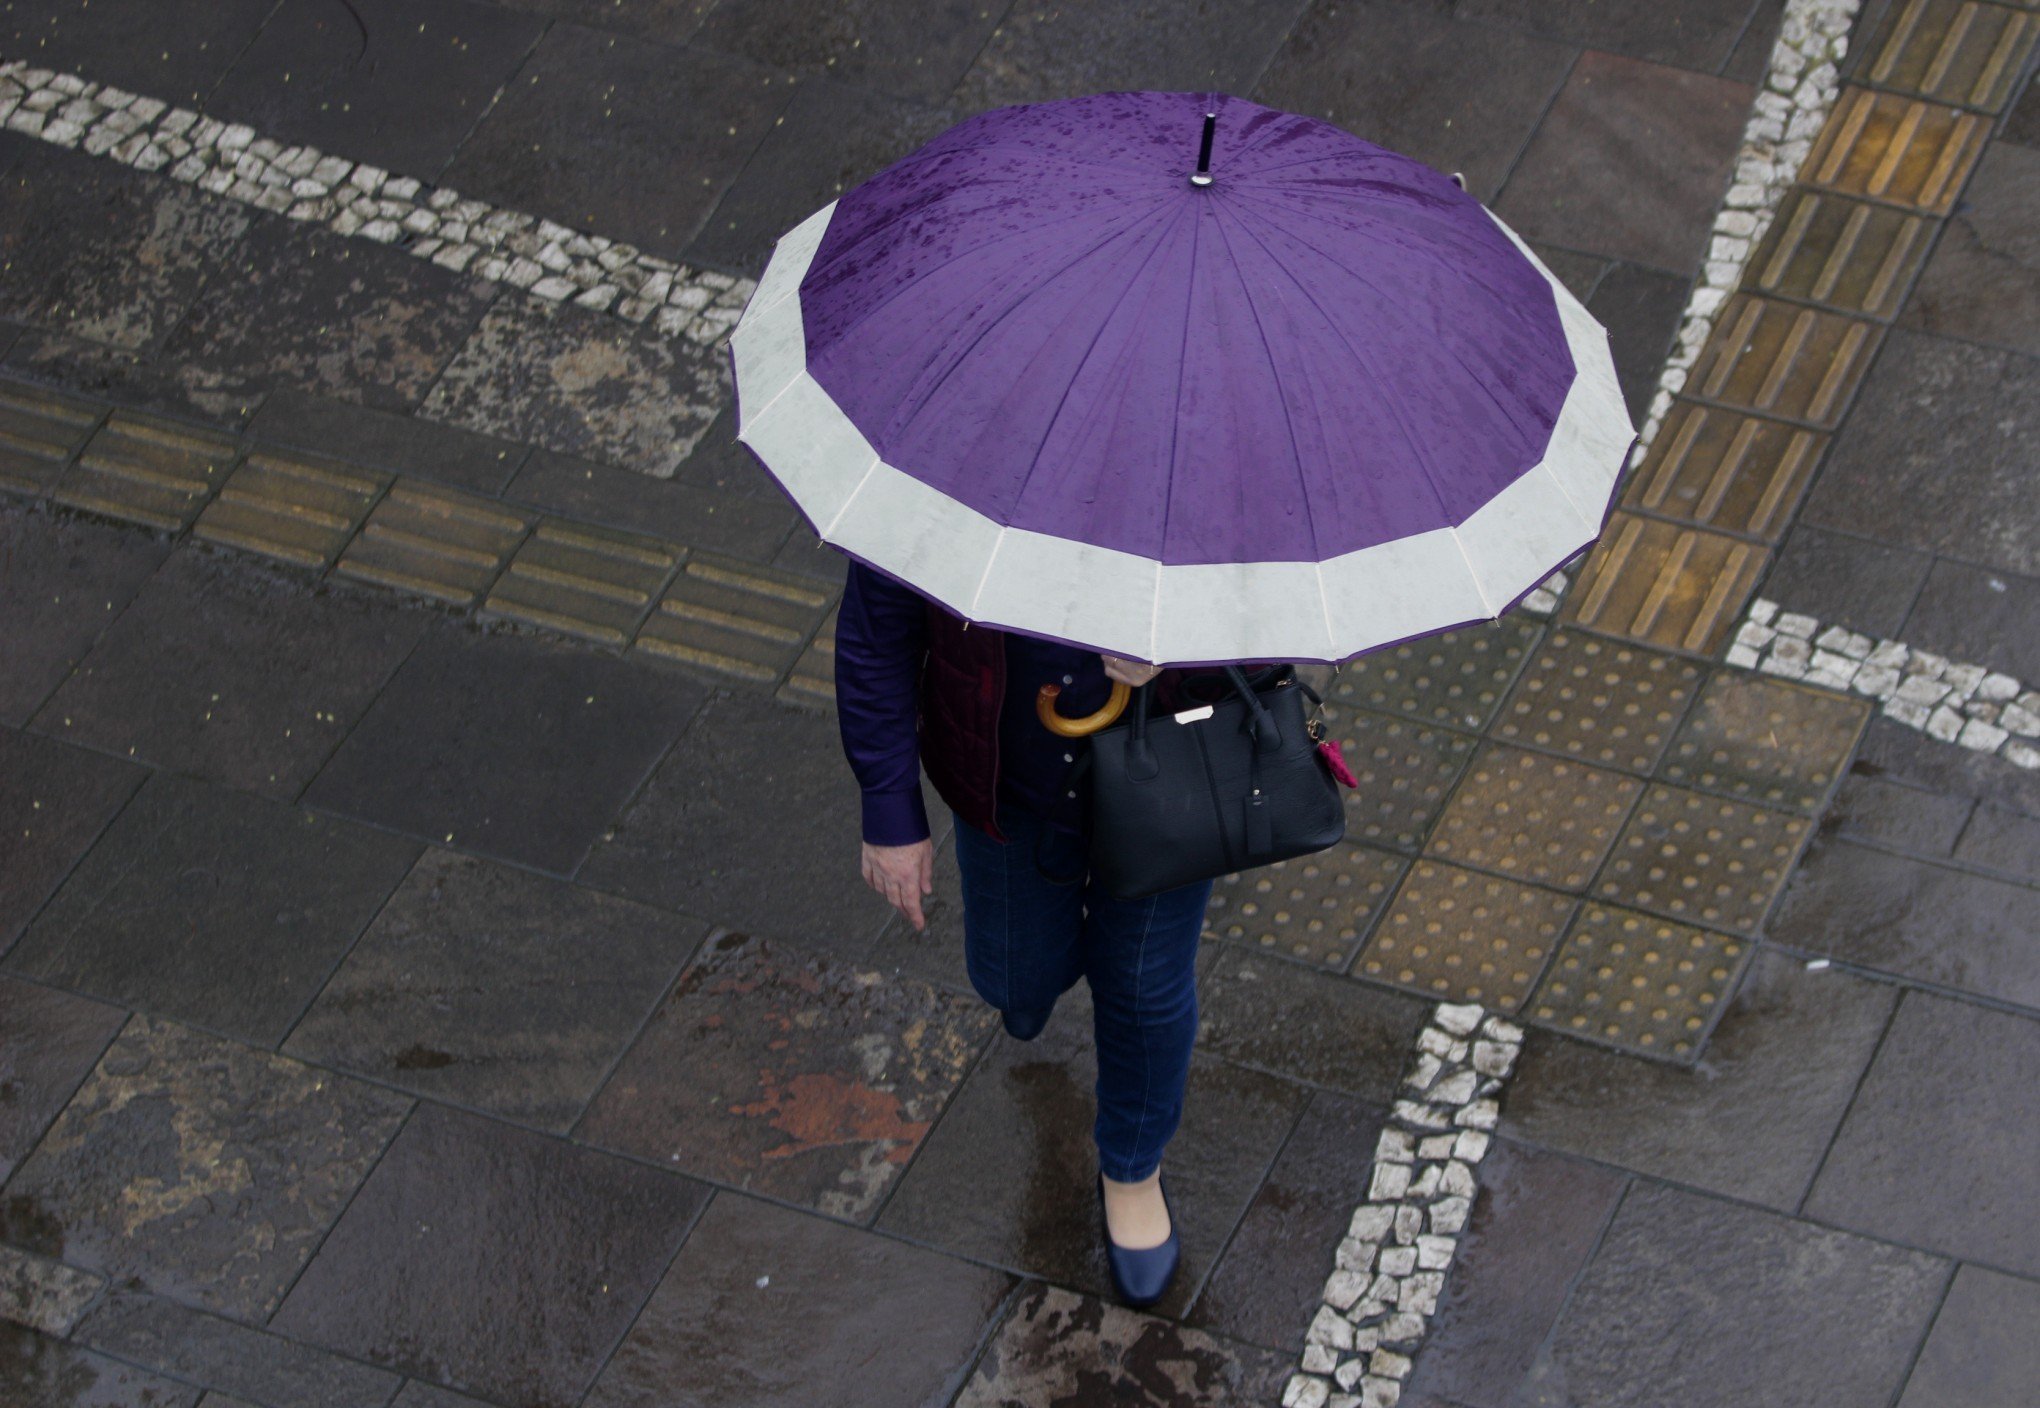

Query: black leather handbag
[{"left": 1083, "top": 665, "right": 1347, "bottom": 901}]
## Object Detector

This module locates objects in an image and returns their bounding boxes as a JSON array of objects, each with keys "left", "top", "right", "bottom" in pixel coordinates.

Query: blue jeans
[{"left": 951, "top": 803, "right": 1212, "bottom": 1182}]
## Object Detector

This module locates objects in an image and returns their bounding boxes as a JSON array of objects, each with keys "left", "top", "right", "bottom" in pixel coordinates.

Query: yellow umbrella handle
[{"left": 1036, "top": 681, "right": 1132, "bottom": 738}]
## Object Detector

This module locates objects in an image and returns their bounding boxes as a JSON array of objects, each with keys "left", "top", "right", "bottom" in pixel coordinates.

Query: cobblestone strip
[
  {"left": 1283, "top": 1004, "right": 1523, "bottom": 1408},
  {"left": 1728, "top": 598, "right": 2040, "bottom": 768},
  {"left": 0, "top": 58, "right": 754, "bottom": 344}
]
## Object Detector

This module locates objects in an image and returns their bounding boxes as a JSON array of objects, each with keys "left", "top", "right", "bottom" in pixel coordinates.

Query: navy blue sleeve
[{"left": 834, "top": 560, "right": 932, "bottom": 846}]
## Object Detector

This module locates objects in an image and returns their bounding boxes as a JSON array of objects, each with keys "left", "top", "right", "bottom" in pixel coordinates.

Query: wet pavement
[{"left": 1, "top": 1, "right": 2038, "bottom": 1406}]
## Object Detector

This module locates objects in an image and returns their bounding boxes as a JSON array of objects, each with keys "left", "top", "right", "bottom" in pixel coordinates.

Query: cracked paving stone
[
  {"left": 577, "top": 931, "right": 994, "bottom": 1222},
  {"left": 32, "top": 544, "right": 435, "bottom": 800},
  {"left": 0, "top": 1015, "right": 409, "bottom": 1321},
  {"left": 422, "top": 293, "right": 727, "bottom": 479},
  {"left": 582, "top": 1194, "right": 1011, "bottom": 1408},
  {"left": 7, "top": 773, "right": 418, "bottom": 1046},
  {"left": 1522, "top": 1182, "right": 1946, "bottom": 1408},
  {"left": 0, "top": 1321, "right": 198, "bottom": 1408},
  {"left": 270, "top": 1103, "right": 706, "bottom": 1408},
  {"left": 1895, "top": 1265, "right": 2040, "bottom": 1408},
  {"left": 0, "top": 504, "right": 169, "bottom": 728},
  {"left": 283, "top": 849, "right": 708, "bottom": 1133},
  {"left": 954, "top": 1283, "right": 1292, "bottom": 1408},
  {"left": 0, "top": 144, "right": 254, "bottom": 353},
  {"left": 161, "top": 218, "right": 498, "bottom": 413},
  {"left": 0, "top": 977, "right": 124, "bottom": 1185},
  {"left": 1196, "top": 947, "right": 1428, "bottom": 1100},
  {"left": 695, "top": 0, "right": 1006, "bottom": 104},
  {"left": 0, "top": 728, "right": 142, "bottom": 954}
]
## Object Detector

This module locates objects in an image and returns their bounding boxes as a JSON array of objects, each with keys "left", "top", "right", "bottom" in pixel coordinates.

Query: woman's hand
[
  {"left": 1102, "top": 655, "right": 1162, "bottom": 687},
  {"left": 862, "top": 839, "right": 935, "bottom": 931}
]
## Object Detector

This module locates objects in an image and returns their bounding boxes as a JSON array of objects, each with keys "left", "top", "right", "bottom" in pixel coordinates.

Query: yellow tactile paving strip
[
  {"left": 1620, "top": 402, "right": 1825, "bottom": 542},
  {"left": 1802, "top": 88, "right": 1992, "bottom": 212},
  {"left": 193, "top": 449, "right": 388, "bottom": 569},
  {"left": 1860, "top": 0, "right": 2038, "bottom": 111},
  {"left": 52, "top": 412, "right": 239, "bottom": 533},
  {"left": 633, "top": 554, "right": 835, "bottom": 684},
  {"left": 1747, "top": 189, "right": 1935, "bottom": 321},
  {"left": 484, "top": 521, "right": 683, "bottom": 647},
  {"left": 0, "top": 382, "right": 100, "bottom": 497}
]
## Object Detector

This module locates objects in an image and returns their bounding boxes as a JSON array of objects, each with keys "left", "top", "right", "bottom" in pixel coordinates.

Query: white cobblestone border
[
  {"left": 1729, "top": 598, "right": 2040, "bottom": 768},
  {"left": 0, "top": 59, "right": 754, "bottom": 345},
  {"left": 1283, "top": 1003, "right": 1522, "bottom": 1408}
]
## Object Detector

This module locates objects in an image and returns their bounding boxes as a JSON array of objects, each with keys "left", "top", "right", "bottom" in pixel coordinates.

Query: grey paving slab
[
  {"left": 0, "top": 1015, "right": 410, "bottom": 1320},
  {"left": 1901, "top": 134, "right": 2040, "bottom": 356},
  {"left": 687, "top": 79, "right": 953, "bottom": 275},
  {"left": 1853, "top": 712, "right": 2040, "bottom": 820},
  {"left": 7, "top": 772, "right": 418, "bottom": 1045},
  {"left": 582, "top": 1193, "right": 1011, "bottom": 1408},
  {"left": 1770, "top": 837, "right": 2040, "bottom": 1008},
  {"left": 1505, "top": 947, "right": 1896, "bottom": 1210},
  {"left": 0, "top": 144, "right": 253, "bottom": 352},
  {"left": 1827, "top": 770, "right": 1973, "bottom": 857},
  {"left": 1188, "top": 1091, "right": 1384, "bottom": 1353},
  {"left": 3, "top": 330, "right": 267, "bottom": 431},
  {"left": 0, "top": 0, "right": 277, "bottom": 107},
  {"left": 304, "top": 624, "right": 708, "bottom": 875},
  {"left": 0, "top": 507, "right": 168, "bottom": 729},
  {"left": 1723, "top": 0, "right": 1788, "bottom": 82},
  {"left": 1954, "top": 803, "right": 2040, "bottom": 883},
  {"left": 695, "top": 0, "right": 1006, "bottom": 104},
  {"left": 1896, "top": 1265, "right": 2040, "bottom": 1408},
  {"left": 1495, "top": 50, "right": 1752, "bottom": 275},
  {"left": 670, "top": 408, "right": 785, "bottom": 501},
  {"left": 580, "top": 693, "right": 894, "bottom": 949},
  {"left": 1899, "top": 556, "right": 2040, "bottom": 685},
  {"left": 389, "top": 1383, "right": 496, "bottom": 1408},
  {"left": 2007, "top": 59, "right": 2040, "bottom": 145},
  {"left": 1195, "top": 946, "right": 1429, "bottom": 1101},
  {"left": 271, "top": 1103, "right": 708, "bottom": 1408},
  {"left": 1587, "top": 261, "right": 1694, "bottom": 419},
  {"left": 0, "top": 1243, "right": 103, "bottom": 1338},
  {"left": 1405, "top": 1140, "right": 1625, "bottom": 1408},
  {"left": 1519, "top": 1182, "right": 1946, "bottom": 1408},
  {"left": 1761, "top": 524, "right": 1932, "bottom": 639},
  {"left": 1454, "top": 0, "right": 1767, "bottom": 72},
  {"left": 481, "top": 0, "right": 714, "bottom": 46},
  {"left": 0, "top": 1321, "right": 200, "bottom": 1408},
  {"left": 283, "top": 849, "right": 707, "bottom": 1132},
  {"left": 32, "top": 544, "right": 436, "bottom": 800},
  {"left": 507, "top": 447, "right": 796, "bottom": 563},
  {"left": 422, "top": 294, "right": 727, "bottom": 479},
  {"left": 246, "top": 390, "right": 529, "bottom": 496},
  {"left": 1807, "top": 990, "right": 2040, "bottom": 1277},
  {"left": 0, "top": 728, "right": 143, "bottom": 954},
  {"left": 0, "top": 975, "right": 124, "bottom": 1183},
  {"left": 1527, "top": 242, "right": 1611, "bottom": 301},
  {"left": 206, "top": 0, "right": 549, "bottom": 180},
  {"left": 1253, "top": 0, "right": 1578, "bottom": 202},
  {"left": 1804, "top": 329, "right": 2040, "bottom": 578},
  {"left": 441, "top": 23, "right": 792, "bottom": 260}
]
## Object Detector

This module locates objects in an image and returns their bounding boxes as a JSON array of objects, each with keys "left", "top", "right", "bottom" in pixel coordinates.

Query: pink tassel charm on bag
[{"left": 1316, "top": 737, "right": 1359, "bottom": 788}]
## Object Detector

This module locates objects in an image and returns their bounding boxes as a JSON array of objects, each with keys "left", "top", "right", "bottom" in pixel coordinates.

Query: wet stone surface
[
  {"left": 0, "top": 1015, "right": 410, "bottom": 1320},
  {"left": 0, "top": 0, "right": 277, "bottom": 106},
  {"left": 1896, "top": 1265, "right": 2040, "bottom": 1408},
  {"left": 1762, "top": 526, "right": 1932, "bottom": 641},
  {"left": 0, "top": 505, "right": 170, "bottom": 728},
  {"left": 1360, "top": 859, "right": 1575, "bottom": 1013},
  {"left": 1825, "top": 769, "right": 1973, "bottom": 857},
  {"left": 582, "top": 1193, "right": 1010, "bottom": 1408},
  {"left": 0, "top": 1243, "right": 103, "bottom": 1338},
  {"left": 283, "top": 849, "right": 707, "bottom": 1132},
  {"left": 270, "top": 1103, "right": 707, "bottom": 1408},
  {"left": 0, "top": 977, "right": 124, "bottom": 1183},
  {"left": 1527, "top": 903, "right": 1750, "bottom": 1062},
  {"left": 506, "top": 447, "right": 796, "bottom": 565},
  {"left": 1457, "top": 0, "right": 1764, "bottom": 71},
  {"left": 1326, "top": 708, "right": 1480, "bottom": 853},
  {"left": 577, "top": 931, "right": 995, "bottom": 1222},
  {"left": 0, "top": 728, "right": 141, "bottom": 953},
  {"left": 0, "top": 1321, "right": 199, "bottom": 1408},
  {"left": 1660, "top": 672, "right": 1867, "bottom": 813},
  {"left": 245, "top": 390, "right": 529, "bottom": 498},
  {"left": 1593, "top": 784, "right": 1810, "bottom": 935},
  {"left": 7, "top": 773, "right": 418, "bottom": 1045},
  {"left": 1324, "top": 619, "right": 1542, "bottom": 734},
  {"left": 1204, "top": 842, "right": 1408, "bottom": 972},
  {"left": 1493, "top": 630, "right": 1702, "bottom": 774},
  {"left": 2, "top": 330, "right": 268, "bottom": 430},
  {"left": 1588, "top": 261, "right": 1696, "bottom": 419},
  {"left": 695, "top": 0, "right": 1005, "bottom": 104},
  {"left": 1901, "top": 141, "right": 2040, "bottom": 358},
  {"left": 1430, "top": 746, "right": 1644, "bottom": 893},
  {"left": 1197, "top": 948, "right": 1428, "bottom": 1099},
  {"left": 1898, "top": 556, "right": 2040, "bottom": 687}
]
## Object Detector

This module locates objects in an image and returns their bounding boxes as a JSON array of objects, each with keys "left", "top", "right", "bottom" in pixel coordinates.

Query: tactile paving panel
[
  {"left": 1684, "top": 294, "right": 1882, "bottom": 429},
  {"left": 1660, "top": 673, "right": 1870, "bottom": 813},
  {"left": 1801, "top": 87, "right": 1988, "bottom": 213},
  {"left": 1495, "top": 631, "right": 1703, "bottom": 774},
  {"left": 1860, "top": 0, "right": 2038, "bottom": 112},
  {"left": 779, "top": 606, "right": 839, "bottom": 707},
  {"left": 336, "top": 483, "right": 531, "bottom": 605},
  {"left": 1357, "top": 859, "right": 1574, "bottom": 1011},
  {"left": 1428, "top": 745, "right": 1643, "bottom": 892},
  {"left": 1621, "top": 402, "right": 1825, "bottom": 542},
  {"left": 1327, "top": 618, "right": 1542, "bottom": 733},
  {"left": 0, "top": 381, "right": 100, "bottom": 497},
  {"left": 1206, "top": 841, "right": 1409, "bottom": 971},
  {"left": 1593, "top": 783, "right": 1811, "bottom": 935},
  {"left": 1561, "top": 512, "right": 1768, "bottom": 657},
  {"left": 1526, "top": 903, "right": 1751, "bottom": 1061},
  {"left": 634, "top": 554, "right": 834, "bottom": 684},
  {"left": 1328, "top": 706, "right": 1481, "bottom": 853},
  {"left": 484, "top": 520, "right": 682, "bottom": 646},
  {"left": 53, "top": 412, "right": 237, "bottom": 531},
  {"left": 1747, "top": 189, "right": 1934, "bottom": 322},
  {"left": 193, "top": 449, "right": 387, "bottom": 569}
]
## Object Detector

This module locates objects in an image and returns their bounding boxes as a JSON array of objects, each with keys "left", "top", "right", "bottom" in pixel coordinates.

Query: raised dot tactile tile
[
  {"left": 1860, "top": 0, "right": 2038, "bottom": 112},
  {"left": 0, "top": 381, "right": 100, "bottom": 498},
  {"left": 1326, "top": 618, "right": 1541, "bottom": 733},
  {"left": 193, "top": 449, "right": 388, "bottom": 570},
  {"left": 336, "top": 483, "right": 531, "bottom": 606},
  {"left": 1206, "top": 841, "right": 1409, "bottom": 971},
  {"left": 1748, "top": 189, "right": 1935, "bottom": 322},
  {"left": 1684, "top": 294, "right": 1883, "bottom": 430},
  {"left": 633, "top": 554, "right": 834, "bottom": 684},
  {"left": 1494, "top": 630, "right": 1703, "bottom": 774},
  {"left": 1593, "top": 783, "right": 1812, "bottom": 935},
  {"left": 1358, "top": 859, "right": 1574, "bottom": 1011},
  {"left": 1801, "top": 87, "right": 1989, "bottom": 213},
  {"left": 1561, "top": 512, "right": 1768, "bottom": 656},
  {"left": 1427, "top": 744, "right": 1643, "bottom": 892},
  {"left": 1527, "top": 902, "right": 1751, "bottom": 1061},
  {"left": 53, "top": 413, "right": 238, "bottom": 532},
  {"left": 484, "top": 521, "right": 682, "bottom": 647},
  {"left": 1327, "top": 706, "right": 1480, "bottom": 853},
  {"left": 1660, "top": 674, "right": 1870, "bottom": 813}
]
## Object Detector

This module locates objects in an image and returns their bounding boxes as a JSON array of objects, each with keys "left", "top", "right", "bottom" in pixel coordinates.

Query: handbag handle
[
  {"left": 1224, "top": 665, "right": 1283, "bottom": 754},
  {"left": 1126, "top": 683, "right": 1160, "bottom": 781}
]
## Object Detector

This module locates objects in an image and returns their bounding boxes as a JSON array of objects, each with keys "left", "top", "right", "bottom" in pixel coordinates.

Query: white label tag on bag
[{"left": 1173, "top": 704, "right": 1215, "bottom": 724}]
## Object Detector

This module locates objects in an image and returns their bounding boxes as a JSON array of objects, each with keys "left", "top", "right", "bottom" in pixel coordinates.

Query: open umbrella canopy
[{"left": 731, "top": 90, "right": 1634, "bottom": 665}]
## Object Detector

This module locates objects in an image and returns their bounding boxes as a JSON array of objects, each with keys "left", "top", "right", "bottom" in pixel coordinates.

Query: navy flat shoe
[{"left": 1098, "top": 1173, "right": 1180, "bottom": 1309}]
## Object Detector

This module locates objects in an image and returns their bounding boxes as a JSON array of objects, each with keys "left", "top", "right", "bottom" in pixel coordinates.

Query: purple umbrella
[{"left": 732, "top": 91, "right": 1633, "bottom": 666}]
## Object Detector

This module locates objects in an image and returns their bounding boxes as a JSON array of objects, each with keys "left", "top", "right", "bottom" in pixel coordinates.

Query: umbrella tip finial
[{"left": 1190, "top": 112, "right": 1216, "bottom": 188}]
